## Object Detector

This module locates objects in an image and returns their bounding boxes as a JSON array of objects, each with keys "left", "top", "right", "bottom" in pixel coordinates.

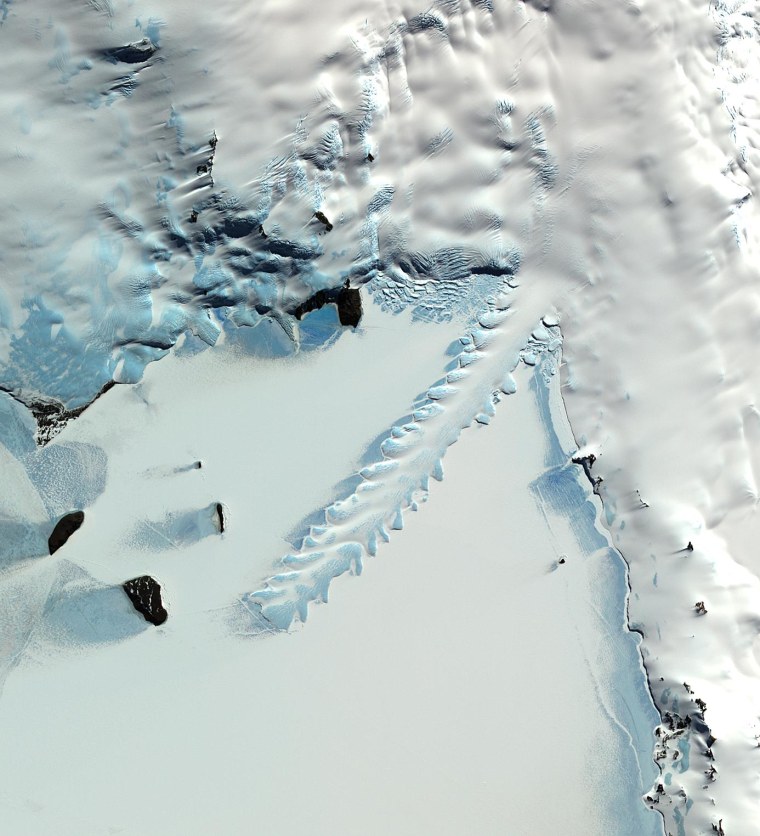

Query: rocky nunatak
[
  {"left": 101, "top": 37, "right": 157, "bottom": 65},
  {"left": 293, "top": 280, "right": 362, "bottom": 327},
  {"left": 0, "top": 379, "right": 117, "bottom": 447},
  {"left": 122, "top": 576, "right": 168, "bottom": 626},
  {"left": 48, "top": 511, "right": 85, "bottom": 555}
]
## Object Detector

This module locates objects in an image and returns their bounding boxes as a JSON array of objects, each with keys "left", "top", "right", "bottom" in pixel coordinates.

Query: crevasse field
[{"left": 1, "top": 1, "right": 759, "bottom": 834}]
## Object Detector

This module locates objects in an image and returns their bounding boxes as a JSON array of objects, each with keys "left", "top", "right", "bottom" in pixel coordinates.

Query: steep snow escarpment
[{"left": 550, "top": 1, "right": 760, "bottom": 833}]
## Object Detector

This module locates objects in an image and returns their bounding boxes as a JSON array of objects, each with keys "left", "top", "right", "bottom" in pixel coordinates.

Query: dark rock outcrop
[
  {"left": 48, "top": 511, "right": 85, "bottom": 555},
  {"left": 194, "top": 133, "right": 218, "bottom": 184},
  {"left": 122, "top": 576, "right": 168, "bottom": 625},
  {"left": 313, "top": 211, "right": 333, "bottom": 232},
  {"left": 10, "top": 379, "right": 118, "bottom": 446},
  {"left": 336, "top": 284, "right": 362, "bottom": 326},
  {"left": 102, "top": 39, "right": 157, "bottom": 65},
  {"left": 572, "top": 452, "right": 602, "bottom": 494},
  {"left": 292, "top": 281, "right": 362, "bottom": 327}
]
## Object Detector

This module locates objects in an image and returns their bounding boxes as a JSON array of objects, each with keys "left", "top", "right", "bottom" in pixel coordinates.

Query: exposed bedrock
[
  {"left": 336, "top": 285, "right": 362, "bottom": 327},
  {"left": 0, "top": 380, "right": 118, "bottom": 447},
  {"left": 122, "top": 576, "right": 168, "bottom": 626},
  {"left": 313, "top": 211, "right": 333, "bottom": 232},
  {"left": 101, "top": 39, "right": 157, "bottom": 65},
  {"left": 48, "top": 511, "right": 85, "bottom": 556},
  {"left": 293, "top": 282, "right": 362, "bottom": 327},
  {"left": 571, "top": 452, "right": 602, "bottom": 494}
]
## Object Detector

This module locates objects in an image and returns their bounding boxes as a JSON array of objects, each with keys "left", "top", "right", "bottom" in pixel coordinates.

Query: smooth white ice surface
[{"left": 0, "top": 352, "right": 661, "bottom": 836}]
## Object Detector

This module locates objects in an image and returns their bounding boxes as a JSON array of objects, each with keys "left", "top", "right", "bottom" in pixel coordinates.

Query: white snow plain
[
  {"left": 1, "top": 0, "right": 759, "bottom": 834},
  {"left": 0, "top": 311, "right": 662, "bottom": 836}
]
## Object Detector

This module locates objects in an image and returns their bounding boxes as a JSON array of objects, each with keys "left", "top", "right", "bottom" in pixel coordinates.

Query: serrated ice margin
[{"left": 244, "top": 303, "right": 561, "bottom": 630}]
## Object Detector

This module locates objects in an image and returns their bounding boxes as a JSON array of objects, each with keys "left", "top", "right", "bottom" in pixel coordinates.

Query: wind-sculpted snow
[
  {"left": 127, "top": 503, "right": 222, "bottom": 552},
  {"left": 244, "top": 303, "right": 557, "bottom": 630},
  {"left": 0, "top": 0, "right": 554, "bottom": 422}
]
